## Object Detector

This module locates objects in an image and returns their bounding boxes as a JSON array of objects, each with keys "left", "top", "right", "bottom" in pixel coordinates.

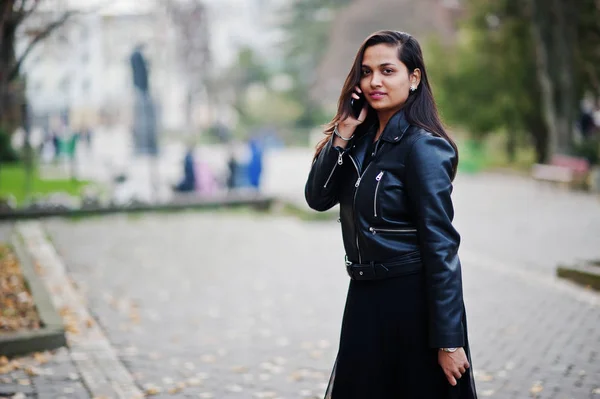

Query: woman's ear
[{"left": 411, "top": 68, "right": 422, "bottom": 89}]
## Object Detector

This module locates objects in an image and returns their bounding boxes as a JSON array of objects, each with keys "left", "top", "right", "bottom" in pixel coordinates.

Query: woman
[{"left": 305, "top": 31, "right": 477, "bottom": 398}]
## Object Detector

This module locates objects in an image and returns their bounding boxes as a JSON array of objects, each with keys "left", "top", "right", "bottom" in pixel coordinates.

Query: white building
[{"left": 18, "top": 0, "right": 290, "bottom": 133}]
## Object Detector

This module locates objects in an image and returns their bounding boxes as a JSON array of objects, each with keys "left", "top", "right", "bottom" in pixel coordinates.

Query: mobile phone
[{"left": 350, "top": 95, "right": 365, "bottom": 119}]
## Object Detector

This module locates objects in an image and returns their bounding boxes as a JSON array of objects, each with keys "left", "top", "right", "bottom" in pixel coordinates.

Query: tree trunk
[
  {"left": 0, "top": 18, "right": 24, "bottom": 138},
  {"left": 527, "top": 113, "right": 549, "bottom": 163},
  {"left": 506, "top": 128, "right": 517, "bottom": 162},
  {"left": 530, "top": 0, "right": 577, "bottom": 158},
  {"left": 552, "top": 0, "right": 576, "bottom": 151},
  {"left": 0, "top": 21, "right": 17, "bottom": 132}
]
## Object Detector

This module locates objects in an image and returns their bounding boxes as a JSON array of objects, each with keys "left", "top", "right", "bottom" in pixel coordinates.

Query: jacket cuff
[
  {"left": 430, "top": 328, "right": 465, "bottom": 349},
  {"left": 317, "top": 134, "right": 344, "bottom": 163}
]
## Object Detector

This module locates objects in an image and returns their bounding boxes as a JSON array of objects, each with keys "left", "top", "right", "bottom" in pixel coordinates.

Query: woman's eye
[
  {"left": 361, "top": 70, "right": 370, "bottom": 76},
  {"left": 383, "top": 69, "right": 394, "bottom": 74}
]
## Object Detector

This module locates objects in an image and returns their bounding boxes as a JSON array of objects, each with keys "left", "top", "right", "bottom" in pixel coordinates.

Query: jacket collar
[{"left": 380, "top": 109, "right": 411, "bottom": 143}]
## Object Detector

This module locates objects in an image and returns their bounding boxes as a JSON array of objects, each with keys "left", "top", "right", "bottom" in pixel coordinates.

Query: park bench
[{"left": 531, "top": 154, "right": 590, "bottom": 188}]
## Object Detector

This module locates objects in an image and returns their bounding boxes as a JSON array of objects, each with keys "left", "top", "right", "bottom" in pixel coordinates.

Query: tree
[
  {"left": 279, "top": 0, "right": 353, "bottom": 128},
  {"left": 431, "top": 0, "right": 599, "bottom": 163},
  {"left": 0, "top": 0, "right": 73, "bottom": 133},
  {"left": 165, "top": 0, "right": 211, "bottom": 131},
  {"left": 529, "top": 0, "right": 576, "bottom": 156}
]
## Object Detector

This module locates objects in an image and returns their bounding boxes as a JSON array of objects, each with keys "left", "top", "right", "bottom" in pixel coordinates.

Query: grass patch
[
  {"left": 276, "top": 201, "right": 338, "bottom": 222},
  {"left": 454, "top": 132, "right": 536, "bottom": 175},
  {"left": 479, "top": 134, "right": 536, "bottom": 172},
  {"left": 0, "top": 164, "right": 90, "bottom": 205}
]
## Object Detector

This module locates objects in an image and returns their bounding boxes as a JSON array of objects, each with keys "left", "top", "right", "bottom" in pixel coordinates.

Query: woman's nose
[{"left": 370, "top": 73, "right": 383, "bottom": 87}]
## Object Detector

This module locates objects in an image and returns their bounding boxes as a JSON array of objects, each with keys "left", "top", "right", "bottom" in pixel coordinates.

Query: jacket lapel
[{"left": 350, "top": 125, "right": 376, "bottom": 174}]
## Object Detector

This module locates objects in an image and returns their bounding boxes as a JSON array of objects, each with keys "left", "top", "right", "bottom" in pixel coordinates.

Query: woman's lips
[{"left": 369, "top": 92, "right": 386, "bottom": 100}]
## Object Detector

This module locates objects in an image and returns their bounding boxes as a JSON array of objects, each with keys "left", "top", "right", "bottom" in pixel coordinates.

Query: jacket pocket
[
  {"left": 373, "top": 171, "right": 384, "bottom": 217},
  {"left": 368, "top": 226, "right": 417, "bottom": 235}
]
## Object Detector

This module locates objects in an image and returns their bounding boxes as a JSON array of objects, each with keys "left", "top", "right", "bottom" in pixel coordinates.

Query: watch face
[{"left": 444, "top": 348, "right": 458, "bottom": 352}]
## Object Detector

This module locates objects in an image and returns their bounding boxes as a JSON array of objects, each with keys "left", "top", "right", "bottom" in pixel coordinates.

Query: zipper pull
[
  {"left": 375, "top": 171, "right": 384, "bottom": 181},
  {"left": 355, "top": 177, "right": 361, "bottom": 187},
  {"left": 369, "top": 227, "right": 376, "bottom": 234},
  {"left": 337, "top": 152, "right": 343, "bottom": 165}
]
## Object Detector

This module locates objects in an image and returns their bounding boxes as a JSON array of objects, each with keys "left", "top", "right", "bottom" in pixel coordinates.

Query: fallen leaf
[
  {"left": 33, "top": 352, "right": 49, "bottom": 364},
  {"left": 144, "top": 385, "right": 162, "bottom": 395},
  {"left": 23, "top": 366, "right": 39, "bottom": 376},
  {"left": 186, "top": 377, "right": 202, "bottom": 386},
  {"left": 167, "top": 386, "right": 183, "bottom": 394},
  {"left": 530, "top": 382, "right": 543, "bottom": 395}
]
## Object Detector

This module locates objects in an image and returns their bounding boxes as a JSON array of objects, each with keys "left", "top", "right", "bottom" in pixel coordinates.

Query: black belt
[{"left": 345, "top": 251, "right": 422, "bottom": 281}]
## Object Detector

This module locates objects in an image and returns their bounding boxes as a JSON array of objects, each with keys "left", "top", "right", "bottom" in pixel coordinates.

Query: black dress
[{"left": 324, "top": 135, "right": 477, "bottom": 399}]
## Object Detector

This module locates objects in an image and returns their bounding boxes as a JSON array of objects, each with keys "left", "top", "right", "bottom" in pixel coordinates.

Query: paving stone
[{"left": 12, "top": 169, "right": 598, "bottom": 399}]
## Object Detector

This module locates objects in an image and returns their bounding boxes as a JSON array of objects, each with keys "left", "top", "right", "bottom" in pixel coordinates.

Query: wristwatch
[{"left": 441, "top": 347, "right": 458, "bottom": 353}]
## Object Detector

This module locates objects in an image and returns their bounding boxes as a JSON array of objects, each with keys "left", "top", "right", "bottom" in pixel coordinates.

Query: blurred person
[
  {"left": 173, "top": 145, "right": 197, "bottom": 193},
  {"left": 579, "top": 98, "right": 595, "bottom": 139},
  {"left": 226, "top": 149, "right": 237, "bottom": 191},
  {"left": 305, "top": 31, "right": 477, "bottom": 399},
  {"left": 593, "top": 99, "right": 600, "bottom": 135},
  {"left": 247, "top": 137, "right": 263, "bottom": 190}
]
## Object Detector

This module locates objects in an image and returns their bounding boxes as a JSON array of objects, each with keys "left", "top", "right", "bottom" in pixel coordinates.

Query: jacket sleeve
[
  {"left": 405, "top": 134, "right": 465, "bottom": 349},
  {"left": 305, "top": 136, "right": 345, "bottom": 211}
]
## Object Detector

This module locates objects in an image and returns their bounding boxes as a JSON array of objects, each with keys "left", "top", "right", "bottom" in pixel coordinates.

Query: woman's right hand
[{"left": 339, "top": 86, "right": 368, "bottom": 132}]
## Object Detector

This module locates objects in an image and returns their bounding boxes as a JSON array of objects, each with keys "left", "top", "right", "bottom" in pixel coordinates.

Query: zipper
[
  {"left": 369, "top": 227, "right": 417, "bottom": 235},
  {"left": 349, "top": 154, "right": 371, "bottom": 264},
  {"left": 374, "top": 171, "right": 384, "bottom": 217},
  {"left": 323, "top": 152, "right": 344, "bottom": 188}
]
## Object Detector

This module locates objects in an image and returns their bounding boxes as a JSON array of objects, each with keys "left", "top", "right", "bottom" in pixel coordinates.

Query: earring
[{"left": 410, "top": 86, "right": 416, "bottom": 92}]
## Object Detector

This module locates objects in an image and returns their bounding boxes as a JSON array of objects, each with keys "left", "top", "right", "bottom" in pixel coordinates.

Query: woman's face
[{"left": 359, "top": 43, "right": 420, "bottom": 115}]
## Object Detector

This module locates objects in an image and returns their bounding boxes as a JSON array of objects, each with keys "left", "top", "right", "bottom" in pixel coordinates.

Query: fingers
[
  {"left": 445, "top": 373, "right": 457, "bottom": 386},
  {"left": 453, "top": 369, "right": 463, "bottom": 379},
  {"left": 458, "top": 366, "right": 466, "bottom": 375},
  {"left": 352, "top": 93, "right": 360, "bottom": 100}
]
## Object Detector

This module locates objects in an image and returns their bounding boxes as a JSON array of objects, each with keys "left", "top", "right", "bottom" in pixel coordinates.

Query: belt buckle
[{"left": 344, "top": 255, "right": 352, "bottom": 267}]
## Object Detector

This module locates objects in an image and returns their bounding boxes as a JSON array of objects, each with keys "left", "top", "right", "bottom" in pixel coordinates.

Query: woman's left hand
[{"left": 438, "top": 348, "right": 470, "bottom": 386}]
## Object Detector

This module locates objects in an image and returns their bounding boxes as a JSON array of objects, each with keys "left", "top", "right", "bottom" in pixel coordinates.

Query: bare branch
[
  {"left": 16, "top": 0, "right": 41, "bottom": 24},
  {"left": 9, "top": 10, "right": 73, "bottom": 80}
]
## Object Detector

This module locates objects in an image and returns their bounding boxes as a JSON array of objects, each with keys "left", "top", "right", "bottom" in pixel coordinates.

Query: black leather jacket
[{"left": 305, "top": 110, "right": 465, "bottom": 349}]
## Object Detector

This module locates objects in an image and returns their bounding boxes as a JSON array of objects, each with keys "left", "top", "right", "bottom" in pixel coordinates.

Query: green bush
[
  {"left": 0, "top": 129, "right": 20, "bottom": 164},
  {"left": 572, "top": 138, "right": 600, "bottom": 165}
]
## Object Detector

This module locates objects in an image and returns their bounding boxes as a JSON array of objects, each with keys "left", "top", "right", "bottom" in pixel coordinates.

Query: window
[
  {"left": 82, "top": 79, "right": 90, "bottom": 93},
  {"left": 59, "top": 76, "right": 71, "bottom": 92}
]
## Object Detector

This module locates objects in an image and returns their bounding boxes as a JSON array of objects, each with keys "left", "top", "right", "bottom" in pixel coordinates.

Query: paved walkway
[{"left": 3, "top": 146, "right": 600, "bottom": 399}]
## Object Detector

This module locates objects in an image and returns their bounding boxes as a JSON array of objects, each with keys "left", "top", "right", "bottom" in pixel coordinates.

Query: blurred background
[
  {"left": 0, "top": 0, "right": 598, "bottom": 207},
  {"left": 0, "top": 1, "right": 599, "bottom": 398}
]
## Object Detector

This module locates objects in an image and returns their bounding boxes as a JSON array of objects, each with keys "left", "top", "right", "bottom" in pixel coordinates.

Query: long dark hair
[{"left": 314, "top": 30, "right": 459, "bottom": 179}]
